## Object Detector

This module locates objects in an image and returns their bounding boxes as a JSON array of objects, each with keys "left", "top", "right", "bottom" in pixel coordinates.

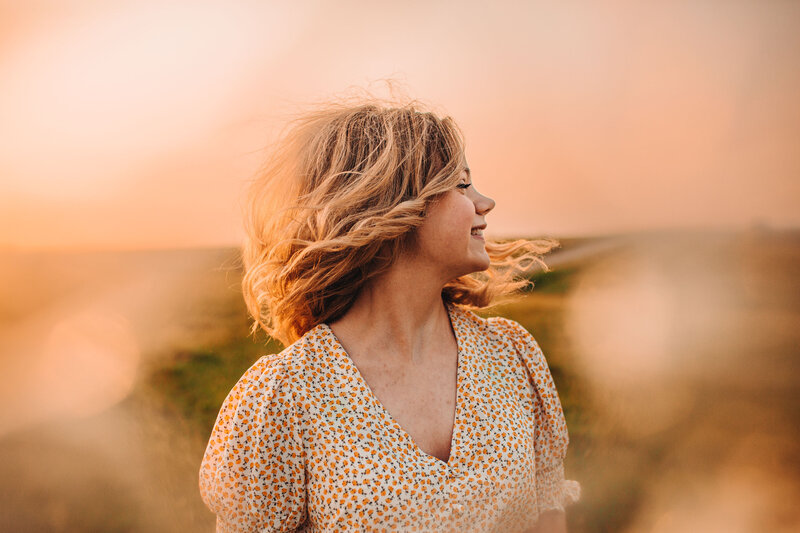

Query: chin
[
  {"left": 468, "top": 256, "right": 491, "bottom": 273},
  {"left": 475, "top": 261, "right": 491, "bottom": 272}
]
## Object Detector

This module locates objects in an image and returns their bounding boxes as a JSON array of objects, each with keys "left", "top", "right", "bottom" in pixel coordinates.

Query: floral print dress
[{"left": 199, "top": 301, "right": 581, "bottom": 532}]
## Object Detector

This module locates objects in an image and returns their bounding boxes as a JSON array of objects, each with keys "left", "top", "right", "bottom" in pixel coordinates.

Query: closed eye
[{"left": 456, "top": 183, "right": 471, "bottom": 190}]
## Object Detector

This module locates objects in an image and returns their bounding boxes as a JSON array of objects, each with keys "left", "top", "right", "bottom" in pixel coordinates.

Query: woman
[{"left": 199, "top": 97, "right": 581, "bottom": 532}]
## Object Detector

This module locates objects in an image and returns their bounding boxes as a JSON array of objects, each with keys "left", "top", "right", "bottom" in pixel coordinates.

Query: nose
[{"left": 475, "top": 191, "right": 495, "bottom": 216}]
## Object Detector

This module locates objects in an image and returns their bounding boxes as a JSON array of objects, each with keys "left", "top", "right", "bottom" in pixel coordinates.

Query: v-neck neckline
[{"left": 320, "top": 301, "right": 467, "bottom": 470}]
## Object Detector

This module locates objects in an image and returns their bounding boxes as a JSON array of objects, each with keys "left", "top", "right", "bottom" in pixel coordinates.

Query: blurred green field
[
  {"left": 3, "top": 230, "right": 798, "bottom": 532},
  {"left": 143, "top": 268, "right": 583, "bottom": 440},
  {"left": 140, "top": 230, "right": 800, "bottom": 533},
  {"left": 141, "top": 264, "right": 599, "bottom": 531}
]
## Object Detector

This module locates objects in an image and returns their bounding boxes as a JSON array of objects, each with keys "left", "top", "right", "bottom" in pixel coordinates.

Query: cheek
[
  {"left": 417, "top": 193, "right": 475, "bottom": 251},
  {"left": 439, "top": 205, "right": 474, "bottom": 245},
  {"left": 454, "top": 199, "right": 476, "bottom": 232}
]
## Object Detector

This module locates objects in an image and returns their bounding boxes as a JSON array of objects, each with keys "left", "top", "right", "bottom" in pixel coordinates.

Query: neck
[{"left": 328, "top": 255, "right": 456, "bottom": 367}]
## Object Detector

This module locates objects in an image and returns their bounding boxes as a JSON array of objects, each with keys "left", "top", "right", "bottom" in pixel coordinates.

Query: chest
[
  {"left": 354, "top": 353, "right": 460, "bottom": 463},
  {"left": 302, "top": 352, "right": 539, "bottom": 531}
]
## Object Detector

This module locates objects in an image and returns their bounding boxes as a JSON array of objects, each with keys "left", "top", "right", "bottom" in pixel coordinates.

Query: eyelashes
[{"left": 456, "top": 183, "right": 471, "bottom": 190}]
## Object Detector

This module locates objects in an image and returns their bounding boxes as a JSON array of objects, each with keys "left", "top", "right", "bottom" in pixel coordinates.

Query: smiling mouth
[{"left": 470, "top": 224, "right": 486, "bottom": 237}]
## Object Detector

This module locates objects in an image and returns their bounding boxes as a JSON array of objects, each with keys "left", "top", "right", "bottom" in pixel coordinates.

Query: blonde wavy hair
[{"left": 241, "top": 96, "right": 559, "bottom": 346}]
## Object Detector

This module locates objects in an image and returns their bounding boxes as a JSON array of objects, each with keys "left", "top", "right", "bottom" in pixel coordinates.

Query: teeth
[{"left": 471, "top": 228, "right": 483, "bottom": 236}]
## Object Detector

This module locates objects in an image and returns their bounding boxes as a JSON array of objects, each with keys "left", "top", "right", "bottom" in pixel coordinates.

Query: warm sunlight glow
[
  {"left": 35, "top": 307, "right": 139, "bottom": 418},
  {"left": 1, "top": 1, "right": 798, "bottom": 249}
]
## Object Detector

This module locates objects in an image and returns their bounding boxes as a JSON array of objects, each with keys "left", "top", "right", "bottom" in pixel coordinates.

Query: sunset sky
[{"left": 1, "top": 0, "right": 798, "bottom": 250}]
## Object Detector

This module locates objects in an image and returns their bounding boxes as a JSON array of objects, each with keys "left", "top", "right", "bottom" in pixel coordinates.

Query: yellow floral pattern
[{"left": 199, "top": 302, "right": 580, "bottom": 532}]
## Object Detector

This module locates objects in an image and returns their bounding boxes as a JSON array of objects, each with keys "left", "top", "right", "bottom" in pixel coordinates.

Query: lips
[{"left": 471, "top": 224, "right": 486, "bottom": 237}]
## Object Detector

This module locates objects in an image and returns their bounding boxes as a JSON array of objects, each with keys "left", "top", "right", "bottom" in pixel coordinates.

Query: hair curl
[{"left": 241, "top": 96, "right": 559, "bottom": 346}]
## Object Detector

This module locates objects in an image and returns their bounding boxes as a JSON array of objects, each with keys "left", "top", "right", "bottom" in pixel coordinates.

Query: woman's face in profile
[{"left": 412, "top": 164, "right": 496, "bottom": 279}]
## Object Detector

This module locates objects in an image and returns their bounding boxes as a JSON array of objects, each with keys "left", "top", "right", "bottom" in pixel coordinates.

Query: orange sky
[{"left": 1, "top": 0, "right": 798, "bottom": 250}]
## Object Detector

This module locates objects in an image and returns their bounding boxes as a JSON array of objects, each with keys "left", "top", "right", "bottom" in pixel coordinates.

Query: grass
[
  {"left": 141, "top": 266, "right": 597, "bottom": 531},
  {"left": 523, "top": 265, "right": 582, "bottom": 294},
  {"left": 147, "top": 334, "right": 284, "bottom": 436},
  {"left": 145, "top": 279, "right": 587, "bottom": 443}
]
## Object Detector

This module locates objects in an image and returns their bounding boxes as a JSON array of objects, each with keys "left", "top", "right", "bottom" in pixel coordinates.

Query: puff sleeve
[
  {"left": 199, "top": 354, "right": 307, "bottom": 532},
  {"left": 496, "top": 318, "right": 581, "bottom": 514}
]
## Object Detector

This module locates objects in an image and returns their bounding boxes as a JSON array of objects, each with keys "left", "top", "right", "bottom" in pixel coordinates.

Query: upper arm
[
  {"left": 491, "top": 317, "right": 581, "bottom": 516},
  {"left": 199, "top": 355, "right": 307, "bottom": 532}
]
